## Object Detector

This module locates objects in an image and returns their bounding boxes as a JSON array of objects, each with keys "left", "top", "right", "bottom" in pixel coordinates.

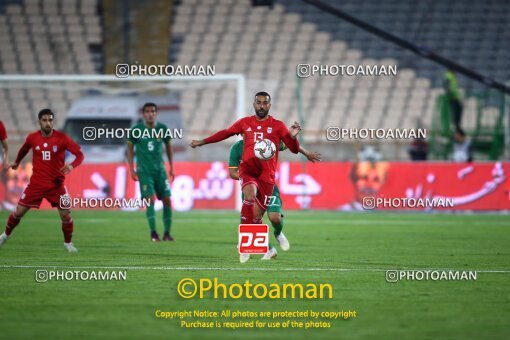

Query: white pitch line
[
  {"left": 0, "top": 265, "right": 509, "bottom": 273},
  {"left": 18, "top": 217, "right": 510, "bottom": 226},
  {"left": 13, "top": 218, "right": 470, "bottom": 226}
]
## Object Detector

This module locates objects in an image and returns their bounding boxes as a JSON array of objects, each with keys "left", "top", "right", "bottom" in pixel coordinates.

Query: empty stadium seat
[{"left": 0, "top": 0, "right": 101, "bottom": 133}]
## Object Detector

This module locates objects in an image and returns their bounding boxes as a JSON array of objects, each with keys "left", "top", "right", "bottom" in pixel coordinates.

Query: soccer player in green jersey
[
  {"left": 228, "top": 140, "right": 321, "bottom": 262},
  {"left": 127, "top": 103, "right": 175, "bottom": 242}
]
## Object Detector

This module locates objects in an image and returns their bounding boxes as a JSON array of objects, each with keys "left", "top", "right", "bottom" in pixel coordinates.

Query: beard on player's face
[
  {"left": 39, "top": 117, "right": 53, "bottom": 134},
  {"left": 255, "top": 108, "right": 269, "bottom": 118},
  {"left": 41, "top": 124, "right": 52, "bottom": 133}
]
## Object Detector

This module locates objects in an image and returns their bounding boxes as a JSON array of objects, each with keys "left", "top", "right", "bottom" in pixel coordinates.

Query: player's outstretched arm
[
  {"left": 190, "top": 129, "right": 235, "bottom": 148},
  {"left": 189, "top": 139, "right": 205, "bottom": 148},
  {"left": 299, "top": 146, "right": 322, "bottom": 163},
  {"left": 190, "top": 120, "right": 243, "bottom": 149},
  {"left": 281, "top": 121, "right": 302, "bottom": 153},
  {"left": 289, "top": 121, "right": 302, "bottom": 138}
]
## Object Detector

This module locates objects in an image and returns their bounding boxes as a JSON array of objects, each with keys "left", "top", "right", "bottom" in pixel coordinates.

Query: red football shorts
[
  {"left": 19, "top": 182, "right": 69, "bottom": 209},
  {"left": 239, "top": 172, "right": 275, "bottom": 211}
]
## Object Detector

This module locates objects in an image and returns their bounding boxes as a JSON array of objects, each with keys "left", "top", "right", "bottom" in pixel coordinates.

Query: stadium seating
[
  {"left": 0, "top": 0, "right": 100, "bottom": 134},
  {"left": 169, "top": 0, "right": 436, "bottom": 143},
  {"left": 0, "top": 0, "right": 505, "bottom": 159},
  {"left": 168, "top": 0, "right": 506, "bottom": 145},
  {"left": 277, "top": 0, "right": 510, "bottom": 91}
]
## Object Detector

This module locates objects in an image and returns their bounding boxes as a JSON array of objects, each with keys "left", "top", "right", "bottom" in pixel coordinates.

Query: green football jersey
[
  {"left": 228, "top": 140, "right": 287, "bottom": 168},
  {"left": 128, "top": 122, "right": 170, "bottom": 173}
]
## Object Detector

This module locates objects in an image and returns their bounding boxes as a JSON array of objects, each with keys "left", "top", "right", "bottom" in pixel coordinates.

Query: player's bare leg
[
  {"left": 269, "top": 212, "right": 289, "bottom": 251},
  {"left": 162, "top": 196, "right": 174, "bottom": 241},
  {"left": 0, "top": 204, "right": 30, "bottom": 247},
  {"left": 59, "top": 209, "right": 77, "bottom": 252},
  {"left": 145, "top": 196, "right": 160, "bottom": 242}
]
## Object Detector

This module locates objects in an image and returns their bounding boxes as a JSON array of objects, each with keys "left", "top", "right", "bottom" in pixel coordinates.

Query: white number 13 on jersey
[{"left": 254, "top": 132, "right": 264, "bottom": 141}]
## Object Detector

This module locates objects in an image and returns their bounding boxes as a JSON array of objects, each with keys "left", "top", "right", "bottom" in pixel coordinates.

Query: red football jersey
[
  {"left": 204, "top": 115, "right": 299, "bottom": 183},
  {"left": 15, "top": 130, "right": 83, "bottom": 187}
]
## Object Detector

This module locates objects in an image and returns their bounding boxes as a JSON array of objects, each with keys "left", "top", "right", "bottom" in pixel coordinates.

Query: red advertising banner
[
  {"left": 1, "top": 161, "right": 508, "bottom": 211},
  {"left": 277, "top": 161, "right": 509, "bottom": 211}
]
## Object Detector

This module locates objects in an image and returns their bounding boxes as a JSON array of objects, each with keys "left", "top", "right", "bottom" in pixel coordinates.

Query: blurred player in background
[
  {"left": 229, "top": 140, "right": 321, "bottom": 262},
  {"left": 127, "top": 103, "right": 175, "bottom": 242},
  {"left": 190, "top": 91, "right": 302, "bottom": 261},
  {"left": 0, "top": 109, "right": 84, "bottom": 252},
  {"left": 0, "top": 120, "right": 9, "bottom": 170},
  {"left": 444, "top": 70, "right": 463, "bottom": 130}
]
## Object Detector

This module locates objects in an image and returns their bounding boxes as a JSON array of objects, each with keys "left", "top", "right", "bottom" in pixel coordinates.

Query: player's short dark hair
[
  {"left": 254, "top": 91, "right": 271, "bottom": 102},
  {"left": 142, "top": 102, "right": 158, "bottom": 112},
  {"left": 38, "top": 108, "right": 54, "bottom": 120}
]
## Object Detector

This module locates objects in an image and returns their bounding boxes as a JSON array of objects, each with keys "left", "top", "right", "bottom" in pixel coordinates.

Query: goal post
[
  {"left": 0, "top": 73, "right": 247, "bottom": 210},
  {"left": 0, "top": 73, "right": 246, "bottom": 123}
]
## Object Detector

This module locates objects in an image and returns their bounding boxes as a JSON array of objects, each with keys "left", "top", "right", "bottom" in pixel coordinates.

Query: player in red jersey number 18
[{"left": 0, "top": 109, "right": 84, "bottom": 252}]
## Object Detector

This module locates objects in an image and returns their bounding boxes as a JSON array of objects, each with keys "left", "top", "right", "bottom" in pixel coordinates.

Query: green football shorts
[
  {"left": 266, "top": 184, "right": 283, "bottom": 214},
  {"left": 138, "top": 168, "right": 171, "bottom": 199}
]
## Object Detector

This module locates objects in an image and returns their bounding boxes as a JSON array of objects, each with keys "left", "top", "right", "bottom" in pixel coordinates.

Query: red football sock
[
  {"left": 241, "top": 199, "right": 254, "bottom": 224},
  {"left": 5, "top": 213, "right": 21, "bottom": 236},
  {"left": 62, "top": 218, "right": 74, "bottom": 243}
]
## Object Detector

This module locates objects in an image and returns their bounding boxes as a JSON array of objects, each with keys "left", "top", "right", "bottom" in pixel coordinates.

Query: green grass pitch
[{"left": 0, "top": 210, "right": 509, "bottom": 339}]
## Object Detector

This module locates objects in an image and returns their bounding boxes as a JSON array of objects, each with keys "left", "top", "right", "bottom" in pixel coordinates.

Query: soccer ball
[{"left": 254, "top": 139, "right": 276, "bottom": 160}]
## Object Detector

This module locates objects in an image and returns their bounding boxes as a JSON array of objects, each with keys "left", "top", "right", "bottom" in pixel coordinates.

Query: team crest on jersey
[
  {"left": 267, "top": 127, "right": 272, "bottom": 133},
  {"left": 53, "top": 146, "right": 58, "bottom": 152}
]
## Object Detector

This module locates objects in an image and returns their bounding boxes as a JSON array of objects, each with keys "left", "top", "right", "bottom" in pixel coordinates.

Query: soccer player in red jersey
[
  {"left": 0, "top": 109, "right": 84, "bottom": 252},
  {"left": 190, "top": 92, "right": 302, "bottom": 259}
]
